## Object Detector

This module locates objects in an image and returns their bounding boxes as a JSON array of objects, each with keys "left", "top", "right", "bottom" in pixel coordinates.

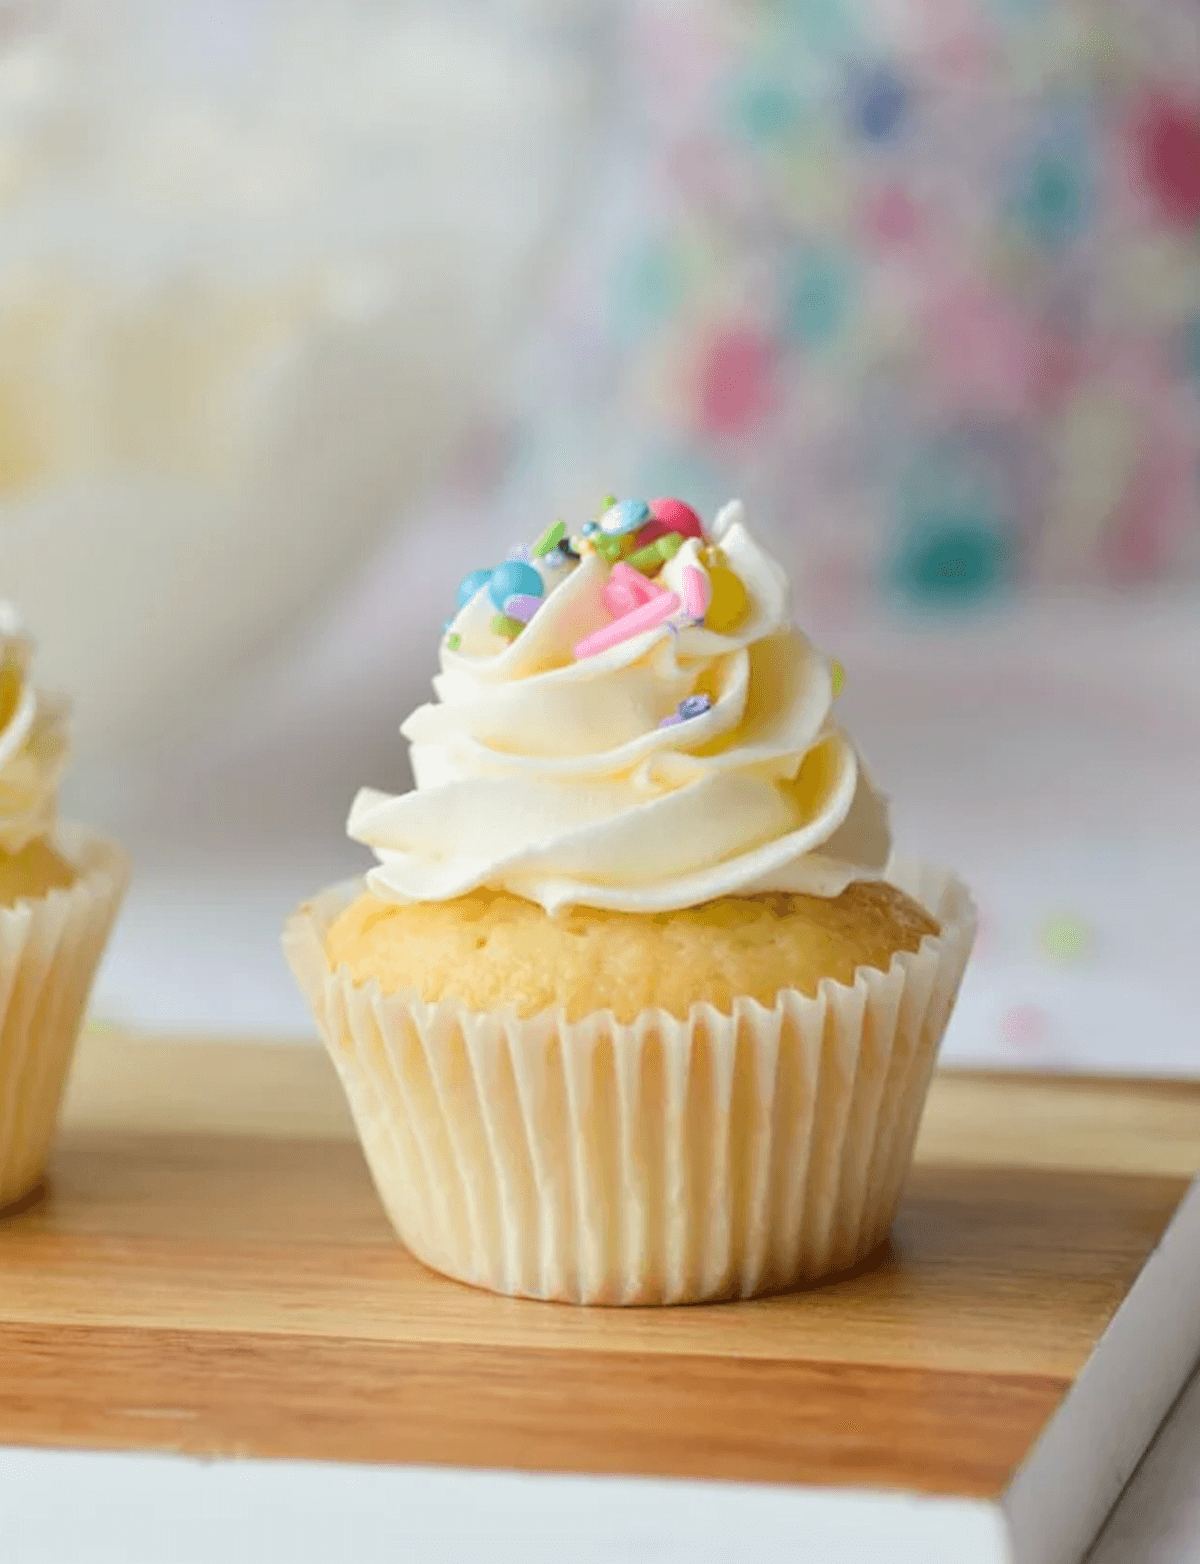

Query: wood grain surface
[{"left": 1, "top": 1031, "right": 1198, "bottom": 1500}]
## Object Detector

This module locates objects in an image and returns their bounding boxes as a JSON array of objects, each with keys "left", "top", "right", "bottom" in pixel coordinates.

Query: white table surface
[
  {"left": 25, "top": 532, "right": 1200, "bottom": 1563},
  {"left": 1, "top": 1376, "right": 1197, "bottom": 1563}
]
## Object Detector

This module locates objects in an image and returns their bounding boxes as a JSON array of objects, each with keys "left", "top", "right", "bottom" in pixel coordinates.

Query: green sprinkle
[
  {"left": 491, "top": 613, "right": 522, "bottom": 640},
  {"left": 1040, "top": 913, "right": 1092, "bottom": 962},
  {"left": 446, "top": 632, "right": 461, "bottom": 651},
  {"left": 656, "top": 531, "right": 683, "bottom": 561},
  {"left": 830, "top": 658, "right": 845, "bottom": 696},
  {"left": 596, "top": 534, "right": 626, "bottom": 563},
  {"left": 601, "top": 494, "right": 618, "bottom": 511},
  {"left": 627, "top": 531, "right": 682, "bottom": 573},
  {"left": 534, "top": 519, "right": 566, "bottom": 557}
]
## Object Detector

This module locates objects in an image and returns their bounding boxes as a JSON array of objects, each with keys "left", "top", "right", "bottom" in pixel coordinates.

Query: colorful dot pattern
[{"left": 443, "top": 1, "right": 1200, "bottom": 598}]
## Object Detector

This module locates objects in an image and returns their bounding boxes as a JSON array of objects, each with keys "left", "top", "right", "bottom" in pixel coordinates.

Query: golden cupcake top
[
  {"left": 0, "top": 604, "right": 70, "bottom": 856},
  {"left": 349, "top": 497, "right": 891, "bottom": 914}
]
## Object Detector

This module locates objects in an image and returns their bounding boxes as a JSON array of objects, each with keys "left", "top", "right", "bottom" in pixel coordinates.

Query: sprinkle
[
  {"left": 704, "top": 564, "right": 749, "bottom": 632},
  {"left": 503, "top": 593, "right": 542, "bottom": 624},
  {"left": 582, "top": 520, "right": 599, "bottom": 536},
  {"left": 1001, "top": 1003, "right": 1047, "bottom": 1048},
  {"left": 457, "top": 567, "right": 494, "bottom": 608},
  {"left": 601, "top": 494, "right": 618, "bottom": 510},
  {"left": 681, "top": 565, "right": 711, "bottom": 619},
  {"left": 599, "top": 498, "right": 651, "bottom": 537},
  {"left": 659, "top": 692, "right": 712, "bottom": 728},
  {"left": 636, "top": 497, "right": 705, "bottom": 550},
  {"left": 533, "top": 520, "right": 567, "bottom": 557},
  {"left": 446, "top": 632, "right": 461, "bottom": 651},
  {"left": 487, "top": 560, "right": 544, "bottom": 612},
  {"left": 603, "top": 562, "right": 666, "bottom": 618},
  {"left": 596, "top": 534, "right": 627, "bottom": 563},
  {"left": 574, "top": 591, "right": 682, "bottom": 660},
  {"left": 830, "top": 658, "right": 845, "bottom": 696},
  {"left": 1040, "top": 913, "right": 1092, "bottom": 962},
  {"left": 626, "top": 532, "right": 683, "bottom": 573},
  {"left": 492, "top": 613, "right": 523, "bottom": 640}
]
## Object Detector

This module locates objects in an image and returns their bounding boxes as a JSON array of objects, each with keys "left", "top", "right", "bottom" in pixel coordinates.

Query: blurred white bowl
[{"left": 0, "top": 0, "right": 603, "bottom": 752}]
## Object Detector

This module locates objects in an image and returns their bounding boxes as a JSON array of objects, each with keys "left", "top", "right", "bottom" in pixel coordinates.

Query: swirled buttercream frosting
[{"left": 348, "top": 499, "right": 891, "bottom": 914}]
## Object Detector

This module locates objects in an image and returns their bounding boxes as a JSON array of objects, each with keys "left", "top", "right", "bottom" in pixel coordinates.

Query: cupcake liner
[
  {"left": 284, "top": 859, "right": 975, "bottom": 1305},
  {"left": 0, "top": 827, "right": 129, "bottom": 1212}
]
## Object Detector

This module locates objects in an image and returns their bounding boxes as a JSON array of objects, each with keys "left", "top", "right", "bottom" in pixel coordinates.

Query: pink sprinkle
[
  {"left": 603, "top": 562, "right": 665, "bottom": 619},
  {"left": 681, "top": 565, "right": 711, "bottom": 619},
  {"left": 1001, "top": 1004, "right": 1047, "bottom": 1050},
  {"left": 575, "top": 592, "right": 682, "bottom": 660},
  {"left": 1136, "top": 95, "right": 1200, "bottom": 227},
  {"left": 699, "top": 329, "right": 774, "bottom": 437},
  {"left": 635, "top": 497, "right": 705, "bottom": 550}
]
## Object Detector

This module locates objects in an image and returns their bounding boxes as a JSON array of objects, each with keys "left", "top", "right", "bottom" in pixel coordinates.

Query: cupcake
[
  {"left": 0, "top": 605, "right": 128, "bottom": 1213},
  {"left": 285, "top": 498, "right": 974, "bottom": 1304}
]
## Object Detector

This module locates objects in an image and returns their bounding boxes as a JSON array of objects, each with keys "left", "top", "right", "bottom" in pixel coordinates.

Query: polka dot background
[{"left": 438, "top": 0, "right": 1200, "bottom": 601}]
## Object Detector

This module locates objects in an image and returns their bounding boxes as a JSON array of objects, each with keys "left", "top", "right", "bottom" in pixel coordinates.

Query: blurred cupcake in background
[
  {"left": 0, "top": 0, "right": 605, "bottom": 751},
  {"left": 0, "top": 605, "right": 127, "bottom": 1212}
]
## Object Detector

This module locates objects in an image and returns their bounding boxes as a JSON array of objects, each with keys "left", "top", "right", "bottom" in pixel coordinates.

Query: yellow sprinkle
[
  {"left": 830, "top": 659, "right": 845, "bottom": 697},
  {"left": 705, "top": 565, "right": 749, "bottom": 632}
]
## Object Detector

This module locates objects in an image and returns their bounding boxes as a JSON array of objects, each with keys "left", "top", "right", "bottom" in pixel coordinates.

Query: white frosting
[
  {"left": 0, "top": 603, "right": 69, "bottom": 854},
  {"left": 349, "top": 502, "right": 891, "bottom": 914}
]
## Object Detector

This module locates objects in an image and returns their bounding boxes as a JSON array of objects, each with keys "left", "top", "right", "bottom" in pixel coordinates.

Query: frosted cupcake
[
  {"left": 0, "top": 606, "right": 128, "bottom": 1212},
  {"left": 285, "top": 498, "right": 974, "bottom": 1304}
]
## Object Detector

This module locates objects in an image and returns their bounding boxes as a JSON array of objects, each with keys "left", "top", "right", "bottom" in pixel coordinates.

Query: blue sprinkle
[
  {"left": 736, "top": 80, "right": 799, "bottom": 142},
  {"left": 786, "top": 251, "right": 851, "bottom": 347},
  {"left": 599, "top": 498, "right": 651, "bottom": 536},
  {"left": 893, "top": 521, "right": 1009, "bottom": 605},
  {"left": 851, "top": 65, "right": 908, "bottom": 142},
  {"left": 486, "top": 560, "right": 544, "bottom": 612},
  {"left": 457, "top": 568, "right": 494, "bottom": 608},
  {"left": 1017, "top": 149, "right": 1086, "bottom": 245}
]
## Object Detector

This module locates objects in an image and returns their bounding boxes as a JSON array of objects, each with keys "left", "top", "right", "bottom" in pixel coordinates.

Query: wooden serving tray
[{"left": 2, "top": 1032, "right": 1199, "bottom": 1563}]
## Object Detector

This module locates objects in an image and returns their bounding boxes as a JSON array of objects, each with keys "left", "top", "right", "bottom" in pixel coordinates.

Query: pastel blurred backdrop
[{"left": 1, "top": 0, "right": 1197, "bottom": 1073}]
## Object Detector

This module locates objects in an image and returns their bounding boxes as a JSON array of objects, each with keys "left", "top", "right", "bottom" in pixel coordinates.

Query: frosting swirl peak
[
  {"left": 350, "top": 500, "right": 890, "bottom": 914},
  {"left": 0, "top": 605, "right": 70, "bottom": 855}
]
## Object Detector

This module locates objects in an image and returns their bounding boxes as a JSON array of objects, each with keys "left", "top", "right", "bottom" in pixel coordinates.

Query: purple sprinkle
[
  {"left": 658, "top": 693, "right": 712, "bottom": 729},
  {"left": 503, "top": 593, "right": 542, "bottom": 624}
]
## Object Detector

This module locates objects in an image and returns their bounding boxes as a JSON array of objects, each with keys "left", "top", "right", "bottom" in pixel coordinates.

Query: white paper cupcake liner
[
  {"left": 284, "top": 859, "right": 975, "bottom": 1305},
  {"left": 0, "top": 827, "right": 129, "bottom": 1212}
]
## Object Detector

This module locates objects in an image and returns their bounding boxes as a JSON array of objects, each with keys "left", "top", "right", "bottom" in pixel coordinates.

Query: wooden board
[{"left": 2, "top": 1031, "right": 1199, "bottom": 1504}]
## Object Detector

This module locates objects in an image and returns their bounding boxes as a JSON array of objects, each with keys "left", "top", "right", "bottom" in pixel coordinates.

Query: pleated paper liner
[
  {"left": 0, "top": 828, "right": 129, "bottom": 1212},
  {"left": 285, "top": 860, "right": 975, "bottom": 1305}
]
